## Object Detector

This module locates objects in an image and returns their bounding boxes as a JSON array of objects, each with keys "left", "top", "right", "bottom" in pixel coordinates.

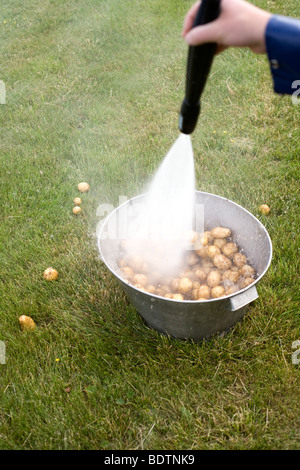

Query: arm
[
  {"left": 266, "top": 15, "right": 300, "bottom": 94},
  {"left": 182, "top": 0, "right": 300, "bottom": 95}
]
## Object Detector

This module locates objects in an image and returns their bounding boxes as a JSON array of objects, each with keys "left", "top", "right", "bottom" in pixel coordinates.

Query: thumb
[{"left": 184, "top": 22, "right": 220, "bottom": 46}]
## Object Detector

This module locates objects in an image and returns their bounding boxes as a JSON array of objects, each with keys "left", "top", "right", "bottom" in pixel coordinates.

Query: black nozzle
[
  {"left": 179, "top": 99, "right": 201, "bottom": 135},
  {"left": 179, "top": 0, "right": 221, "bottom": 134}
]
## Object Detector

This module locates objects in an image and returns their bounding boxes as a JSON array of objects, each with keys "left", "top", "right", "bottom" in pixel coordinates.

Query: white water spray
[{"left": 124, "top": 133, "right": 196, "bottom": 276}]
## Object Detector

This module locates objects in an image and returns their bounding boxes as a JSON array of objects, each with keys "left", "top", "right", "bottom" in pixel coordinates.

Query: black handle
[{"left": 179, "top": 0, "right": 221, "bottom": 134}]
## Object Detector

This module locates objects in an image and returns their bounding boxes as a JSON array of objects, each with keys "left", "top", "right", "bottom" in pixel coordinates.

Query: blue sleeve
[{"left": 265, "top": 15, "right": 300, "bottom": 95}]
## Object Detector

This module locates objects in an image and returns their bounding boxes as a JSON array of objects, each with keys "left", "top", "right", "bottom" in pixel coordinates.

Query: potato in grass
[
  {"left": 43, "top": 267, "right": 58, "bottom": 281},
  {"left": 19, "top": 315, "right": 36, "bottom": 331}
]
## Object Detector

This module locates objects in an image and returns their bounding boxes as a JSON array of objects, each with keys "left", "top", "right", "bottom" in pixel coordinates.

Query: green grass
[{"left": 0, "top": 0, "right": 299, "bottom": 450}]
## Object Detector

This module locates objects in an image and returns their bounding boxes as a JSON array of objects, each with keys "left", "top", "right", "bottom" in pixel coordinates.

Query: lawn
[{"left": 0, "top": 0, "right": 299, "bottom": 450}]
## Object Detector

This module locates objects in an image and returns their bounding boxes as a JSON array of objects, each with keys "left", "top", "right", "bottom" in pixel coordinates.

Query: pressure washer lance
[{"left": 179, "top": 0, "right": 221, "bottom": 135}]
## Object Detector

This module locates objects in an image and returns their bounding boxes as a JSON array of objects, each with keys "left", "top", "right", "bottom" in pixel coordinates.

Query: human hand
[{"left": 182, "top": 0, "right": 271, "bottom": 54}]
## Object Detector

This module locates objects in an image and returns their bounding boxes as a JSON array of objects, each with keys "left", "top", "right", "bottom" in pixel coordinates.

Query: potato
[
  {"left": 222, "top": 270, "right": 240, "bottom": 284},
  {"left": 213, "top": 238, "right": 226, "bottom": 249},
  {"left": 197, "top": 285, "right": 211, "bottom": 299},
  {"left": 195, "top": 246, "right": 208, "bottom": 258},
  {"left": 192, "top": 262, "right": 202, "bottom": 272},
  {"left": 192, "top": 281, "right": 201, "bottom": 290},
  {"left": 155, "top": 287, "right": 165, "bottom": 297},
  {"left": 210, "top": 227, "right": 231, "bottom": 239},
  {"left": 259, "top": 204, "right": 270, "bottom": 215},
  {"left": 145, "top": 285, "right": 156, "bottom": 294},
  {"left": 127, "top": 255, "right": 144, "bottom": 272},
  {"left": 198, "top": 232, "right": 210, "bottom": 247},
  {"left": 194, "top": 268, "right": 207, "bottom": 282},
  {"left": 213, "top": 254, "right": 232, "bottom": 270},
  {"left": 201, "top": 258, "right": 214, "bottom": 270},
  {"left": 206, "top": 270, "right": 221, "bottom": 288},
  {"left": 233, "top": 252, "right": 247, "bottom": 268},
  {"left": 203, "top": 230, "right": 214, "bottom": 243},
  {"left": 225, "top": 285, "right": 239, "bottom": 296},
  {"left": 133, "top": 273, "right": 148, "bottom": 287},
  {"left": 172, "top": 293, "right": 184, "bottom": 301},
  {"left": 211, "top": 285, "right": 225, "bottom": 299},
  {"left": 231, "top": 265, "right": 239, "bottom": 272},
  {"left": 73, "top": 206, "right": 82, "bottom": 214},
  {"left": 207, "top": 245, "right": 221, "bottom": 259},
  {"left": 240, "top": 264, "right": 255, "bottom": 277},
  {"left": 161, "top": 285, "right": 171, "bottom": 294},
  {"left": 221, "top": 242, "right": 238, "bottom": 258},
  {"left": 19, "top": 315, "right": 36, "bottom": 331},
  {"left": 186, "top": 252, "right": 199, "bottom": 266},
  {"left": 239, "top": 277, "right": 254, "bottom": 289},
  {"left": 170, "top": 278, "right": 180, "bottom": 292},
  {"left": 178, "top": 277, "right": 193, "bottom": 294},
  {"left": 133, "top": 283, "right": 146, "bottom": 291},
  {"left": 77, "top": 182, "right": 90, "bottom": 192},
  {"left": 164, "top": 293, "right": 173, "bottom": 299},
  {"left": 121, "top": 266, "right": 134, "bottom": 279},
  {"left": 191, "top": 288, "right": 200, "bottom": 300},
  {"left": 73, "top": 197, "right": 82, "bottom": 206},
  {"left": 43, "top": 267, "right": 59, "bottom": 281}
]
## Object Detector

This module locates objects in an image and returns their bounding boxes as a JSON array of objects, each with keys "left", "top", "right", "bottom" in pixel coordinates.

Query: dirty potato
[
  {"left": 195, "top": 246, "right": 208, "bottom": 258},
  {"left": 134, "top": 283, "right": 146, "bottom": 291},
  {"left": 201, "top": 258, "right": 214, "bottom": 270},
  {"left": 43, "top": 267, "right": 59, "bottom": 281},
  {"left": 145, "top": 285, "right": 156, "bottom": 294},
  {"left": 221, "top": 242, "right": 238, "bottom": 258},
  {"left": 133, "top": 273, "right": 148, "bottom": 287},
  {"left": 206, "top": 270, "right": 221, "bottom": 288},
  {"left": 225, "top": 284, "right": 239, "bottom": 296},
  {"left": 172, "top": 293, "right": 184, "bottom": 301},
  {"left": 207, "top": 245, "right": 221, "bottom": 259},
  {"left": 186, "top": 252, "right": 199, "bottom": 266},
  {"left": 240, "top": 264, "right": 255, "bottom": 277},
  {"left": 164, "top": 293, "right": 173, "bottom": 299},
  {"left": 127, "top": 255, "right": 144, "bottom": 272},
  {"left": 178, "top": 277, "right": 193, "bottom": 294},
  {"left": 211, "top": 285, "right": 225, "bottom": 298},
  {"left": 19, "top": 315, "right": 36, "bottom": 331},
  {"left": 213, "top": 254, "right": 232, "bottom": 270},
  {"left": 213, "top": 238, "right": 227, "bottom": 249},
  {"left": 121, "top": 266, "right": 134, "bottom": 279},
  {"left": 194, "top": 268, "right": 207, "bottom": 282},
  {"left": 197, "top": 285, "right": 211, "bottom": 299},
  {"left": 210, "top": 227, "right": 231, "bottom": 239},
  {"left": 233, "top": 252, "right": 247, "bottom": 268},
  {"left": 222, "top": 270, "right": 240, "bottom": 284},
  {"left": 170, "top": 278, "right": 180, "bottom": 292}
]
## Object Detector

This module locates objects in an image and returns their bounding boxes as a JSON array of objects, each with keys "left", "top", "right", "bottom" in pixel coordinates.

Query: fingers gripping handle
[{"left": 179, "top": 0, "right": 221, "bottom": 134}]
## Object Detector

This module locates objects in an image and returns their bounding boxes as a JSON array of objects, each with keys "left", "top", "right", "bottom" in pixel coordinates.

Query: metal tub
[{"left": 98, "top": 191, "right": 272, "bottom": 341}]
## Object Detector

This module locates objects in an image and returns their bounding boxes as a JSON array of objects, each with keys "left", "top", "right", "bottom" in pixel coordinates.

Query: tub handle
[{"left": 226, "top": 285, "right": 259, "bottom": 311}]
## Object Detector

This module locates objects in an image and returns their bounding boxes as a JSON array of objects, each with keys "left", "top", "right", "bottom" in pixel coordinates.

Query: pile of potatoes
[{"left": 117, "top": 226, "right": 256, "bottom": 301}]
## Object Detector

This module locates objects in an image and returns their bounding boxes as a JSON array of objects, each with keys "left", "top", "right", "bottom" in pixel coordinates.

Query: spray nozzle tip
[{"left": 178, "top": 99, "right": 200, "bottom": 135}]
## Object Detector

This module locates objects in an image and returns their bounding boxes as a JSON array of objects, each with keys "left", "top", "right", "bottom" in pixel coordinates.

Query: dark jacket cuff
[{"left": 266, "top": 15, "right": 300, "bottom": 95}]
